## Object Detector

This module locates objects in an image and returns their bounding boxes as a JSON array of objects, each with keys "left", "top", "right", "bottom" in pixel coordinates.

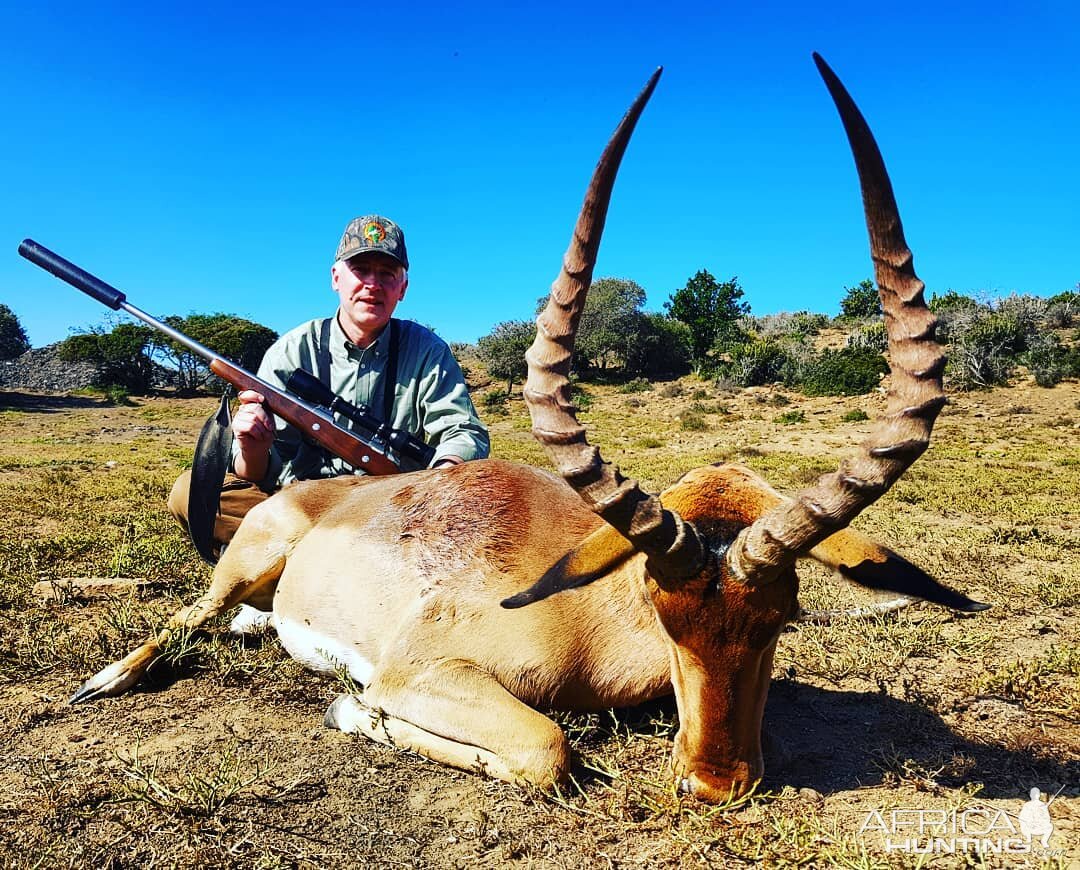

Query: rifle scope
[{"left": 285, "top": 369, "right": 436, "bottom": 468}]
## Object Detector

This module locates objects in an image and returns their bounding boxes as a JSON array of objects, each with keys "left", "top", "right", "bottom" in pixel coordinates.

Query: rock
[{"left": 34, "top": 577, "right": 150, "bottom": 601}]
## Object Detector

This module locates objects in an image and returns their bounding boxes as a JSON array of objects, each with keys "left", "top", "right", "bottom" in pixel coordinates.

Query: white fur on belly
[{"left": 273, "top": 613, "right": 374, "bottom": 685}]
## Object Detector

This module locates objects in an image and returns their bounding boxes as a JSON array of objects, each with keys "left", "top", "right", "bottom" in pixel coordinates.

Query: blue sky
[{"left": 3, "top": 2, "right": 1077, "bottom": 349}]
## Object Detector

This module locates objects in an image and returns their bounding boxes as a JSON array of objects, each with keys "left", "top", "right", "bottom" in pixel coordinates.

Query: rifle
[{"left": 18, "top": 239, "right": 433, "bottom": 475}]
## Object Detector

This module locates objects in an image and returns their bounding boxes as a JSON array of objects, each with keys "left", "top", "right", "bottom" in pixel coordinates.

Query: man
[{"left": 169, "top": 214, "right": 490, "bottom": 552}]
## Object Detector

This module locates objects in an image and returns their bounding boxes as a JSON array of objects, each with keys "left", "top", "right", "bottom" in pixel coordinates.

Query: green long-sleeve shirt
[{"left": 235, "top": 315, "right": 489, "bottom": 490}]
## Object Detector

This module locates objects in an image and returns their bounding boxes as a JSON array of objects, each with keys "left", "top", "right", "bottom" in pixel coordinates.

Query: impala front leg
[
  {"left": 70, "top": 529, "right": 287, "bottom": 703},
  {"left": 326, "top": 660, "right": 570, "bottom": 789}
]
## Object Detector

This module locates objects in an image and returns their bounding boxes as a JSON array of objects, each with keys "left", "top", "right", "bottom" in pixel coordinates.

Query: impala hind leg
[
  {"left": 70, "top": 531, "right": 287, "bottom": 704},
  {"left": 325, "top": 663, "right": 570, "bottom": 789}
]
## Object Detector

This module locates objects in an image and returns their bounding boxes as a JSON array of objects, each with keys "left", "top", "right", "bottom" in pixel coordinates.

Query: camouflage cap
[{"left": 334, "top": 215, "right": 409, "bottom": 270}]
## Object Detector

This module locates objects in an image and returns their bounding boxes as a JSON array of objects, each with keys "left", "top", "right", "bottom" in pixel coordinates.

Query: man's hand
[{"left": 232, "top": 390, "right": 276, "bottom": 481}]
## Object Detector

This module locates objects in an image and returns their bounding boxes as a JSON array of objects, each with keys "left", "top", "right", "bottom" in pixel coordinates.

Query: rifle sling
[{"left": 187, "top": 390, "right": 233, "bottom": 565}]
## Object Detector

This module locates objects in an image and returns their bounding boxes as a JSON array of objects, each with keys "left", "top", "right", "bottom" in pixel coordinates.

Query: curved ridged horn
[
  {"left": 726, "top": 53, "right": 947, "bottom": 586},
  {"left": 523, "top": 68, "right": 707, "bottom": 582}
]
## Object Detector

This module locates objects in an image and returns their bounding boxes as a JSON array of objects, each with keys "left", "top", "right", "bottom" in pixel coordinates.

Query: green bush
[
  {"left": 838, "top": 279, "right": 882, "bottom": 320},
  {"left": 945, "top": 302, "right": 1044, "bottom": 390},
  {"left": 841, "top": 408, "right": 870, "bottom": 422},
  {"left": 618, "top": 377, "right": 652, "bottom": 393},
  {"left": 104, "top": 385, "right": 133, "bottom": 405},
  {"left": 627, "top": 314, "right": 693, "bottom": 379},
  {"left": 59, "top": 322, "right": 156, "bottom": 393},
  {"left": 774, "top": 410, "right": 806, "bottom": 425},
  {"left": 481, "top": 387, "right": 508, "bottom": 407},
  {"left": 570, "top": 383, "right": 593, "bottom": 411},
  {"left": 754, "top": 310, "right": 828, "bottom": 339},
  {"left": 719, "top": 339, "right": 796, "bottom": 387},
  {"left": 798, "top": 347, "right": 887, "bottom": 396},
  {"left": 679, "top": 410, "right": 709, "bottom": 431},
  {"left": 0, "top": 304, "right": 30, "bottom": 359},
  {"left": 1024, "top": 335, "right": 1080, "bottom": 387},
  {"left": 846, "top": 321, "right": 888, "bottom": 353},
  {"left": 1044, "top": 291, "right": 1077, "bottom": 328},
  {"left": 929, "top": 290, "right": 979, "bottom": 314}
]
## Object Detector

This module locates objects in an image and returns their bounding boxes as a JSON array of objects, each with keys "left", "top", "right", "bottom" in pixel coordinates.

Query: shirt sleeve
[
  {"left": 413, "top": 341, "right": 491, "bottom": 465},
  {"left": 228, "top": 326, "right": 307, "bottom": 491}
]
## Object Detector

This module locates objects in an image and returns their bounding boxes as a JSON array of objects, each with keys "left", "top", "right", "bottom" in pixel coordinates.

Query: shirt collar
[{"left": 330, "top": 314, "right": 392, "bottom": 361}]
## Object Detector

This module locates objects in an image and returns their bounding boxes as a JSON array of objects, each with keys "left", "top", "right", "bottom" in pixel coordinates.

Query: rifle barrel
[{"left": 19, "top": 239, "right": 222, "bottom": 365}]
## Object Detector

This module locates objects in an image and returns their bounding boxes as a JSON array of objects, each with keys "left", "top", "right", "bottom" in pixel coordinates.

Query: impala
[{"left": 72, "top": 55, "right": 985, "bottom": 801}]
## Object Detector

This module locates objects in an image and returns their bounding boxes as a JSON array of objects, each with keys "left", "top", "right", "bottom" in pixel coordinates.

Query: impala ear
[
  {"left": 809, "top": 528, "right": 988, "bottom": 612},
  {"left": 501, "top": 523, "right": 637, "bottom": 608}
]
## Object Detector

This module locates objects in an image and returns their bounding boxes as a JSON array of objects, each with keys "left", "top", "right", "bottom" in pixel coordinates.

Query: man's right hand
[{"left": 232, "top": 390, "right": 276, "bottom": 481}]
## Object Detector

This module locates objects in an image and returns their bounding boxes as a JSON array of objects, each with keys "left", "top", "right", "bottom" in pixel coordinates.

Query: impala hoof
[
  {"left": 69, "top": 660, "right": 140, "bottom": 704},
  {"left": 229, "top": 604, "right": 275, "bottom": 637},
  {"left": 324, "top": 693, "right": 365, "bottom": 733}
]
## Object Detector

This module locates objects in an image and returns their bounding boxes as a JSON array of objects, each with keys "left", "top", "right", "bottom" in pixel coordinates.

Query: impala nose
[{"left": 678, "top": 763, "right": 760, "bottom": 802}]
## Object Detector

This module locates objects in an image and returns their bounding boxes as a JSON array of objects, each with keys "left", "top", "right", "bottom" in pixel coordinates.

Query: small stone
[
  {"left": 799, "top": 787, "right": 824, "bottom": 806},
  {"left": 33, "top": 577, "right": 149, "bottom": 601}
]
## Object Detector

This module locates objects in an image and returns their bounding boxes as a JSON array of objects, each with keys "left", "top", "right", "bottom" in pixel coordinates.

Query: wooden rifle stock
[
  {"left": 18, "top": 238, "right": 403, "bottom": 477},
  {"left": 208, "top": 359, "right": 400, "bottom": 476}
]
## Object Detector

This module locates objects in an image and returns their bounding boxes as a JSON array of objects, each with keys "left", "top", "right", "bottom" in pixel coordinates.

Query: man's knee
[{"left": 167, "top": 470, "right": 194, "bottom": 528}]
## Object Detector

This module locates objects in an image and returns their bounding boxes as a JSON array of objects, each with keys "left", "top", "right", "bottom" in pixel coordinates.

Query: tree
[
  {"left": 664, "top": 271, "right": 749, "bottom": 369},
  {"left": 575, "top": 278, "right": 648, "bottom": 371},
  {"left": 625, "top": 314, "right": 692, "bottom": 378},
  {"left": 153, "top": 313, "right": 278, "bottom": 394},
  {"left": 477, "top": 320, "right": 534, "bottom": 394},
  {"left": 839, "top": 278, "right": 882, "bottom": 320},
  {"left": 59, "top": 321, "right": 156, "bottom": 393},
  {"left": 0, "top": 304, "right": 30, "bottom": 359}
]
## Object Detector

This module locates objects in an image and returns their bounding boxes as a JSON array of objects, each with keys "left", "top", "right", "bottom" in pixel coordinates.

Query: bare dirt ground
[{"left": 0, "top": 380, "right": 1076, "bottom": 868}]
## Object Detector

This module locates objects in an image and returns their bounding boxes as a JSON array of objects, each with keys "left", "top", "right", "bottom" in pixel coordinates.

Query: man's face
[{"left": 331, "top": 252, "right": 408, "bottom": 340}]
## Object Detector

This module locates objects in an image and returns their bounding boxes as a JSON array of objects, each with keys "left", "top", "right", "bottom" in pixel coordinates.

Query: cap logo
[{"left": 363, "top": 221, "right": 387, "bottom": 246}]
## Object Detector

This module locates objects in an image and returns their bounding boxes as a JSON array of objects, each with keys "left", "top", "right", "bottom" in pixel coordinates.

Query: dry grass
[{"left": 0, "top": 382, "right": 1077, "bottom": 867}]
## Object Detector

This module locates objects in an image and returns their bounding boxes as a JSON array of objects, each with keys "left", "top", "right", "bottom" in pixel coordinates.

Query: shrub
[
  {"left": 841, "top": 408, "right": 870, "bottom": 422},
  {"left": 798, "top": 348, "right": 887, "bottom": 396},
  {"left": 1024, "top": 336, "right": 1080, "bottom": 387},
  {"left": 846, "top": 321, "right": 888, "bottom": 353},
  {"left": 570, "top": 383, "right": 593, "bottom": 411},
  {"left": 627, "top": 314, "right": 693, "bottom": 379},
  {"left": 0, "top": 304, "right": 30, "bottom": 359},
  {"left": 774, "top": 410, "right": 806, "bottom": 425},
  {"left": 838, "top": 279, "right": 881, "bottom": 320},
  {"left": 720, "top": 339, "right": 796, "bottom": 387},
  {"left": 945, "top": 301, "right": 1044, "bottom": 390},
  {"left": 754, "top": 310, "right": 829, "bottom": 339},
  {"left": 929, "top": 290, "right": 979, "bottom": 314},
  {"left": 1044, "top": 293, "right": 1077, "bottom": 328},
  {"left": 477, "top": 320, "right": 533, "bottom": 394},
  {"left": 59, "top": 322, "right": 156, "bottom": 393},
  {"left": 618, "top": 377, "right": 652, "bottom": 394},
  {"left": 679, "top": 410, "right": 709, "bottom": 431},
  {"left": 104, "top": 385, "right": 133, "bottom": 405},
  {"left": 481, "top": 387, "right": 508, "bottom": 407}
]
